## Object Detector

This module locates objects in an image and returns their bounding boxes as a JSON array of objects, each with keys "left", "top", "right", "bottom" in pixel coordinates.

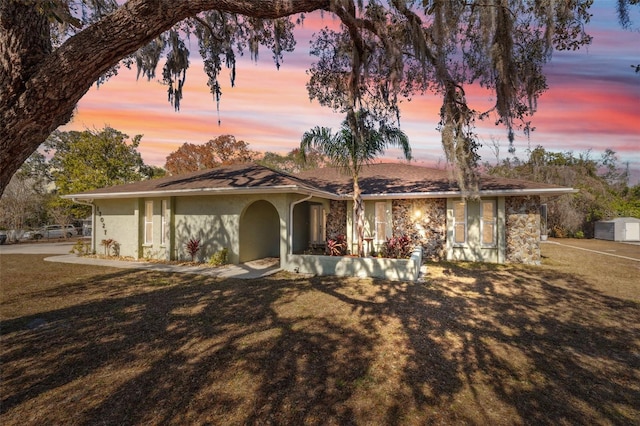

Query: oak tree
[
  {"left": 0, "top": 0, "right": 330, "bottom": 195},
  {"left": 45, "top": 126, "right": 155, "bottom": 217},
  {"left": 4, "top": 0, "right": 623, "bottom": 197},
  {"left": 486, "top": 146, "right": 640, "bottom": 237},
  {"left": 46, "top": 127, "right": 152, "bottom": 195}
]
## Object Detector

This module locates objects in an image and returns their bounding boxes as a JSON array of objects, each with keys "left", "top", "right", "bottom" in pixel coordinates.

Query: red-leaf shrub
[
  {"left": 326, "top": 234, "right": 347, "bottom": 256},
  {"left": 383, "top": 235, "right": 412, "bottom": 259},
  {"left": 185, "top": 237, "right": 202, "bottom": 262}
]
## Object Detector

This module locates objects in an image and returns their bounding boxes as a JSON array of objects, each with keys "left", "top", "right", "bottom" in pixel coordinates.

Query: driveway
[{"left": 0, "top": 241, "right": 76, "bottom": 255}]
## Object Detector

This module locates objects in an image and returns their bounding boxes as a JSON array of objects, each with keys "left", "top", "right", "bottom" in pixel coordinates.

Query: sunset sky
[{"left": 62, "top": 3, "right": 640, "bottom": 183}]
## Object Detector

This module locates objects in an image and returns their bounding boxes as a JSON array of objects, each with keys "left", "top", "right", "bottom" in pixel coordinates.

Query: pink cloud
[{"left": 60, "top": 6, "right": 639, "bottom": 183}]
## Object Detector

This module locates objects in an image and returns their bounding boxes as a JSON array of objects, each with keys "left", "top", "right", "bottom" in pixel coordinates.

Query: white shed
[{"left": 594, "top": 217, "right": 640, "bottom": 242}]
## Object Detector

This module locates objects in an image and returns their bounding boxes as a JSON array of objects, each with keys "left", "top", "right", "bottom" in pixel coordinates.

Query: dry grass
[
  {"left": 1, "top": 245, "right": 639, "bottom": 425},
  {"left": 541, "top": 239, "right": 640, "bottom": 302}
]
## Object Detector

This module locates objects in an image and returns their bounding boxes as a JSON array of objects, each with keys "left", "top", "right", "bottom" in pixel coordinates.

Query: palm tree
[{"left": 301, "top": 110, "right": 412, "bottom": 257}]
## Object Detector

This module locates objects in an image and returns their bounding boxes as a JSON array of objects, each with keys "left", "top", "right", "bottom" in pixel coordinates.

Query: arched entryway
[{"left": 239, "top": 200, "right": 280, "bottom": 263}]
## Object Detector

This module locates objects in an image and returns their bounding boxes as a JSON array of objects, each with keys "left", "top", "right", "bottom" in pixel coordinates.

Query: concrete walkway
[
  {"left": 0, "top": 242, "right": 280, "bottom": 279},
  {"left": 45, "top": 254, "right": 282, "bottom": 279}
]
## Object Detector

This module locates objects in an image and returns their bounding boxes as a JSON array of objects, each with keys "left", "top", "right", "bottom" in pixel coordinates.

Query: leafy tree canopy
[
  {"left": 486, "top": 146, "right": 640, "bottom": 237},
  {"left": 259, "top": 147, "right": 329, "bottom": 174},
  {"left": 45, "top": 126, "right": 154, "bottom": 195},
  {"left": 164, "top": 135, "right": 259, "bottom": 175}
]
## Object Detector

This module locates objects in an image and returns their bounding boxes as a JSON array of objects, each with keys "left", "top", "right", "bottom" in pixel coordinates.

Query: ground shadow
[{"left": 1, "top": 259, "right": 638, "bottom": 424}]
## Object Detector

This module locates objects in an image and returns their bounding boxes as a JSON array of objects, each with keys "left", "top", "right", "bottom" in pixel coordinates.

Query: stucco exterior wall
[
  {"left": 92, "top": 192, "right": 541, "bottom": 267},
  {"left": 343, "top": 199, "right": 393, "bottom": 254},
  {"left": 392, "top": 199, "right": 446, "bottom": 261},
  {"left": 94, "top": 199, "right": 140, "bottom": 257},
  {"left": 95, "top": 194, "right": 289, "bottom": 264},
  {"left": 173, "top": 195, "right": 241, "bottom": 262},
  {"left": 173, "top": 193, "right": 289, "bottom": 264},
  {"left": 505, "top": 196, "right": 541, "bottom": 264}
]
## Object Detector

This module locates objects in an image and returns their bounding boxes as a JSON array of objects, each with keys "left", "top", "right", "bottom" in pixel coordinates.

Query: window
[
  {"left": 453, "top": 200, "right": 467, "bottom": 245},
  {"left": 309, "top": 204, "right": 325, "bottom": 245},
  {"left": 161, "top": 199, "right": 169, "bottom": 245},
  {"left": 374, "top": 202, "right": 387, "bottom": 242},
  {"left": 144, "top": 200, "right": 153, "bottom": 245},
  {"left": 481, "top": 200, "right": 497, "bottom": 246}
]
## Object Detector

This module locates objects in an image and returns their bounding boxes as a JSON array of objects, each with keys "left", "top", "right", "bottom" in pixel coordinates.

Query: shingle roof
[
  {"left": 70, "top": 163, "right": 327, "bottom": 198},
  {"left": 66, "top": 162, "right": 573, "bottom": 199},
  {"left": 296, "top": 163, "right": 570, "bottom": 197}
]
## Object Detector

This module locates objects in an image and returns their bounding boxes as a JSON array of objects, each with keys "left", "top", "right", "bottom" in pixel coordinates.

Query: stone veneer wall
[
  {"left": 326, "top": 199, "right": 347, "bottom": 239},
  {"left": 392, "top": 199, "right": 446, "bottom": 261},
  {"left": 505, "top": 196, "right": 541, "bottom": 264}
]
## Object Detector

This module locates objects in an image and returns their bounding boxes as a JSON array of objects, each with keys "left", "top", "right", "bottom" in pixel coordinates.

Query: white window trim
[
  {"left": 453, "top": 200, "right": 467, "bottom": 246},
  {"left": 144, "top": 200, "right": 153, "bottom": 245},
  {"left": 480, "top": 199, "right": 497, "bottom": 247},
  {"left": 160, "top": 199, "right": 169, "bottom": 246},
  {"left": 374, "top": 201, "right": 388, "bottom": 243}
]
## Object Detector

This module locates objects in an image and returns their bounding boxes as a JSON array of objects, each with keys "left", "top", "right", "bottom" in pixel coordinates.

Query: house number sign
[{"left": 96, "top": 207, "right": 107, "bottom": 235}]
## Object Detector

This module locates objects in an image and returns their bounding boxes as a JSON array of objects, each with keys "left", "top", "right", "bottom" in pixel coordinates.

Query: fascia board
[
  {"left": 358, "top": 187, "right": 577, "bottom": 199},
  {"left": 65, "top": 185, "right": 575, "bottom": 202},
  {"left": 63, "top": 185, "right": 341, "bottom": 201}
]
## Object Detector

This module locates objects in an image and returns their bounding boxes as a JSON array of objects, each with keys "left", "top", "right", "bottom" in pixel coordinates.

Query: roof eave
[
  {"left": 64, "top": 184, "right": 575, "bottom": 202},
  {"left": 64, "top": 185, "right": 341, "bottom": 201},
  {"left": 358, "top": 187, "right": 577, "bottom": 199}
]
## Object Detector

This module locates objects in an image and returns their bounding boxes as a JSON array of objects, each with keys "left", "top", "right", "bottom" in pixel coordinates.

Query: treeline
[
  {"left": 0, "top": 127, "right": 327, "bottom": 236},
  {"left": 5, "top": 127, "right": 637, "bottom": 240},
  {"left": 164, "top": 134, "right": 328, "bottom": 176},
  {"left": 485, "top": 146, "right": 640, "bottom": 238}
]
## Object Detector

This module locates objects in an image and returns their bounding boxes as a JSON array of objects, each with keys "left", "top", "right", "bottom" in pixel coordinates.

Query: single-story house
[
  {"left": 65, "top": 163, "right": 573, "bottom": 274},
  {"left": 594, "top": 217, "right": 640, "bottom": 242}
]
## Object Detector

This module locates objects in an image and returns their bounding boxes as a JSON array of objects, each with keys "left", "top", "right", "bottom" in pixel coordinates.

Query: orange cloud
[{"left": 60, "top": 8, "right": 640, "bottom": 183}]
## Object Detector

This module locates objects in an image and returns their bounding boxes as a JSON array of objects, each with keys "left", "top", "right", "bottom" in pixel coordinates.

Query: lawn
[{"left": 1, "top": 242, "right": 639, "bottom": 425}]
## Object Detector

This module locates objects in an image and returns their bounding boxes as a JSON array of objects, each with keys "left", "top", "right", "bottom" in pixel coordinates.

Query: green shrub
[
  {"left": 70, "top": 239, "right": 91, "bottom": 256},
  {"left": 208, "top": 248, "right": 228, "bottom": 266},
  {"left": 100, "top": 239, "right": 119, "bottom": 256}
]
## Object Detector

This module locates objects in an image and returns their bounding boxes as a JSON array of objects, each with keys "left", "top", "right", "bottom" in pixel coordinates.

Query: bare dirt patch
[{"left": 1, "top": 253, "right": 638, "bottom": 425}]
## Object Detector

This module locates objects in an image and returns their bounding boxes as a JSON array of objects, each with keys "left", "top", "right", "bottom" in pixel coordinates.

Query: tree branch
[{"left": 0, "top": 0, "right": 331, "bottom": 194}]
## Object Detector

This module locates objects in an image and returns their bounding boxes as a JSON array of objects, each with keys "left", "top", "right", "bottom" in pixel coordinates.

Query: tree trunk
[
  {"left": 0, "top": 0, "right": 330, "bottom": 196},
  {"left": 353, "top": 173, "right": 365, "bottom": 257}
]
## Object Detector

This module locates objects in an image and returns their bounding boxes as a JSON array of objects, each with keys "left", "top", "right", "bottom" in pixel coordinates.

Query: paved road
[{"left": 0, "top": 241, "right": 76, "bottom": 255}]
